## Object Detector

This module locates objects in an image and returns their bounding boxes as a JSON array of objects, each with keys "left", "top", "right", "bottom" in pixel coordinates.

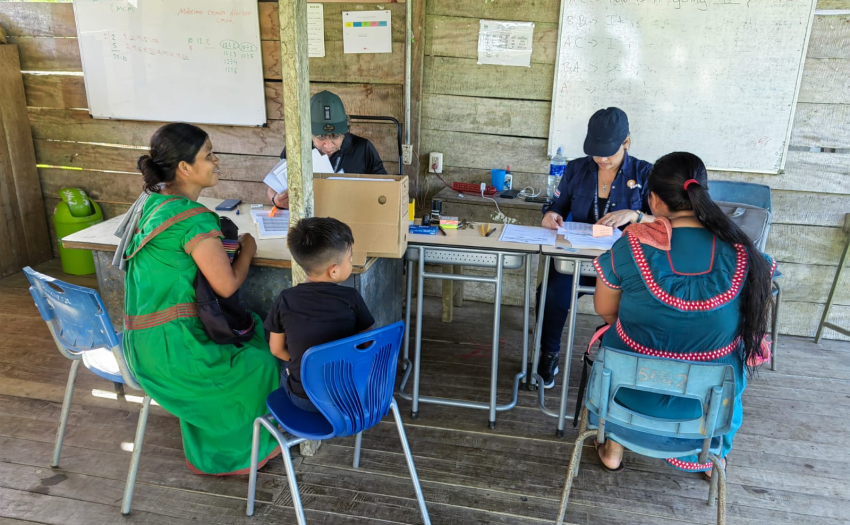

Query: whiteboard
[
  {"left": 548, "top": 0, "right": 816, "bottom": 173},
  {"left": 72, "top": 0, "right": 266, "bottom": 126}
]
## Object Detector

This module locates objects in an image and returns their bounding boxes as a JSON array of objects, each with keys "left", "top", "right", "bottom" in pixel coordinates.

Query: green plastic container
[{"left": 54, "top": 188, "right": 103, "bottom": 275}]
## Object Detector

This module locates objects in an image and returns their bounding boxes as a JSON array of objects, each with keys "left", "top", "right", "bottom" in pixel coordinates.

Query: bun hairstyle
[
  {"left": 647, "top": 152, "right": 773, "bottom": 373},
  {"left": 137, "top": 123, "right": 209, "bottom": 193}
]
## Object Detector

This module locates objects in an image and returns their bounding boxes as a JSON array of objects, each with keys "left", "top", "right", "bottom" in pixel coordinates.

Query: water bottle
[
  {"left": 548, "top": 147, "right": 567, "bottom": 197},
  {"left": 503, "top": 165, "right": 513, "bottom": 190}
]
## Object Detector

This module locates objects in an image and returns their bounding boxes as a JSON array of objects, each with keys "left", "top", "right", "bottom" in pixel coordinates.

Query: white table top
[
  {"left": 408, "top": 222, "right": 543, "bottom": 254},
  {"left": 61, "top": 197, "right": 373, "bottom": 271},
  {"left": 542, "top": 236, "right": 605, "bottom": 259}
]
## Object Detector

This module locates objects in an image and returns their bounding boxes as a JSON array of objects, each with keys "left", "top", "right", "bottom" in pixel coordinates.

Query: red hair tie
[{"left": 683, "top": 179, "right": 699, "bottom": 190}]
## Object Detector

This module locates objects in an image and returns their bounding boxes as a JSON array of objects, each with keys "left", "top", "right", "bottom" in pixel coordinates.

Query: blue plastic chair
[
  {"left": 246, "top": 321, "right": 431, "bottom": 524},
  {"left": 556, "top": 346, "right": 736, "bottom": 525},
  {"left": 24, "top": 267, "right": 151, "bottom": 515},
  {"left": 709, "top": 180, "right": 781, "bottom": 370}
]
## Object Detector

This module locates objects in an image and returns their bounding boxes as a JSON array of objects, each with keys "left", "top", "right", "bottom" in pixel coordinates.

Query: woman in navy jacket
[{"left": 537, "top": 107, "right": 654, "bottom": 388}]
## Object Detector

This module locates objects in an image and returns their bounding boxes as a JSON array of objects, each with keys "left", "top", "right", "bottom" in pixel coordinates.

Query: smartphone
[{"left": 215, "top": 199, "right": 242, "bottom": 211}]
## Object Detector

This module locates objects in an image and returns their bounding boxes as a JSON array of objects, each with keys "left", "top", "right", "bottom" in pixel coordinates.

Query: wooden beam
[{"left": 280, "top": 0, "right": 314, "bottom": 287}]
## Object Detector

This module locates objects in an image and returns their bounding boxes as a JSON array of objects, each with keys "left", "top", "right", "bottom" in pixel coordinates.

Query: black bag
[
  {"left": 194, "top": 216, "right": 256, "bottom": 346},
  {"left": 194, "top": 270, "right": 255, "bottom": 346}
]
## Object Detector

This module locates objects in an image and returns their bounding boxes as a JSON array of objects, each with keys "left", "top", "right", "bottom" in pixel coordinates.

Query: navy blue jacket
[{"left": 542, "top": 152, "right": 653, "bottom": 223}]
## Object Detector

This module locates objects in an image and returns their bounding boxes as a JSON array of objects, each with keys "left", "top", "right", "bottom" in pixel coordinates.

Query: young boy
[{"left": 264, "top": 217, "right": 375, "bottom": 412}]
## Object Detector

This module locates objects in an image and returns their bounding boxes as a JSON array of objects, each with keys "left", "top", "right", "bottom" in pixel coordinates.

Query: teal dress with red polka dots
[{"left": 593, "top": 224, "right": 776, "bottom": 471}]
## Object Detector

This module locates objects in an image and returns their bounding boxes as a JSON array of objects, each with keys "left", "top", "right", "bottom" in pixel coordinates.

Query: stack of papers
[
  {"left": 498, "top": 224, "right": 557, "bottom": 246},
  {"left": 251, "top": 209, "right": 289, "bottom": 239},
  {"left": 557, "top": 222, "right": 622, "bottom": 250}
]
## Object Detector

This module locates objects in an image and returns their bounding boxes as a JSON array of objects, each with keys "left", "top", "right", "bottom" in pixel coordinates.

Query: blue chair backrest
[
  {"left": 24, "top": 267, "right": 120, "bottom": 354},
  {"left": 708, "top": 181, "right": 772, "bottom": 213},
  {"left": 585, "top": 347, "right": 736, "bottom": 440},
  {"left": 301, "top": 321, "right": 405, "bottom": 438}
]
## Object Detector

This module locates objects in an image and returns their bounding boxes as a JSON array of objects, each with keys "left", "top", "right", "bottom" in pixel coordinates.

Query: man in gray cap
[{"left": 267, "top": 90, "right": 387, "bottom": 209}]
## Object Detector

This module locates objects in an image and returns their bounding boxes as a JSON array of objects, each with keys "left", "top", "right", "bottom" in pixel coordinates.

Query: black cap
[{"left": 583, "top": 107, "right": 629, "bottom": 157}]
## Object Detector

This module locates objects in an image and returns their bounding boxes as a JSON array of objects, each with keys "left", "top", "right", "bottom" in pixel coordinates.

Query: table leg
[
  {"left": 411, "top": 247, "right": 426, "bottom": 419},
  {"left": 530, "top": 255, "right": 551, "bottom": 390},
  {"left": 441, "top": 264, "right": 454, "bottom": 323},
  {"left": 403, "top": 258, "right": 413, "bottom": 368},
  {"left": 521, "top": 254, "right": 531, "bottom": 385},
  {"left": 453, "top": 265, "right": 464, "bottom": 307},
  {"left": 556, "top": 260, "right": 581, "bottom": 437},
  {"left": 488, "top": 253, "right": 505, "bottom": 429}
]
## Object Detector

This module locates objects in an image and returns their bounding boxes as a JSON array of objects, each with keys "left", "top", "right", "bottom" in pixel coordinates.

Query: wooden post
[
  {"left": 0, "top": 41, "right": 52, "bottom": 277},
  {"left": 279, "top": 0, "right": 314, "bottom": 287},
  {"left": 279, "top": 0, "right": 320, "bottom": 457}
]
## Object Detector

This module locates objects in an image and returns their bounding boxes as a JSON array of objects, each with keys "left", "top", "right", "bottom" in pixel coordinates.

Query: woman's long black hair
[
  {"left": 137, "top": 123, "right": 208, "bottom": 193},
  {"left": 647, "top": 152, "right": 773, "bottom": 371}
]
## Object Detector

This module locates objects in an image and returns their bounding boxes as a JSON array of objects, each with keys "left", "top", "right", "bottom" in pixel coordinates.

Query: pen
[
  {"left": 485, "top": 227, "right": 497, "bottom": 237},
  {"left": 438, "top": 226, "right": 447, "bottom": 236}
]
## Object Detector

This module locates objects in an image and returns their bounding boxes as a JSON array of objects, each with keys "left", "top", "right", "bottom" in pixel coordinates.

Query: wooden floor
[{"left": 2, "top": 259, "right": 849, "bottom": 525}]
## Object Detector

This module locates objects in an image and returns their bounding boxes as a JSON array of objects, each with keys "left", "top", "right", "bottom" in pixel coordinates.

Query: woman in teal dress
[{"left": 591, "top": 152, "right": 776, "bottom": 476}]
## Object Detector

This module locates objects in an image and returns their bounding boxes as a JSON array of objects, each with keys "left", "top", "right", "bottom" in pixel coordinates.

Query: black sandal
[{"left": 595, "top": 441, "right": 625, "bottom": 473}]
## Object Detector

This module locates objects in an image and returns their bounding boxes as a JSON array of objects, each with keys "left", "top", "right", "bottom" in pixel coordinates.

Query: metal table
[
  {"left": 397, "top": 225, "right": 539, "bottom": 428},
  {"left": 530, "top": 242, "right": 603, "bottom": 437}
]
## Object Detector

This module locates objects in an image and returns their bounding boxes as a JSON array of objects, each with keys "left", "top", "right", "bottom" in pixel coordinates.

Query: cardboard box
[{"left": 314, "top": 174, "right": 409, "bottom": 265}]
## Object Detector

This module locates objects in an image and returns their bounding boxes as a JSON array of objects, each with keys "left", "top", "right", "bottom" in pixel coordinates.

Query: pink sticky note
[{"left": 593, "top": 224, "right": 613, "bottom": 237}]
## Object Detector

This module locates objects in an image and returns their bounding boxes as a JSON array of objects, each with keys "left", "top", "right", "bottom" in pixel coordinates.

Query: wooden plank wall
[
  {"left": 419, "top": 0, "right": 850, "bottom": 340},
  {"left": 0, "top": 0, "right": 410, "bottom": 254}
]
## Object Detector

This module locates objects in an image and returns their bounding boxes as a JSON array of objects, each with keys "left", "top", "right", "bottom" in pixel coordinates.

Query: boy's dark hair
[{"left": 287, "top": 217, "right": 354, "bottom": 274}]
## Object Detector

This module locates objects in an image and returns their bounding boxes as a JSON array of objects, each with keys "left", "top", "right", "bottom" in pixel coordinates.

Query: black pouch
[
  {"left": 573, "top": 323, "right": 609, "bottom": 427},
  {"left": 194, "top": 271, "right": 255, "bottom": 346}
]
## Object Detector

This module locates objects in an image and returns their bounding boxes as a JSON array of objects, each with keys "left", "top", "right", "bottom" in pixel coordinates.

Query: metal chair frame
[{"left": 24, "top": 267, "right": 150, "bottom": 515}]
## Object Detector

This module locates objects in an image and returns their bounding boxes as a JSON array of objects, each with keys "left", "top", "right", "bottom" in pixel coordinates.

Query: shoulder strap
[{"left": 124, "top": 206, "right": 214, "bottom": 261}]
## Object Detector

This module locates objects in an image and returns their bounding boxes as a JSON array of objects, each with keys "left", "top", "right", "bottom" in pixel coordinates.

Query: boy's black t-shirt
[{"left": 264, "top": 282, "right": 375, "bottom": 398}]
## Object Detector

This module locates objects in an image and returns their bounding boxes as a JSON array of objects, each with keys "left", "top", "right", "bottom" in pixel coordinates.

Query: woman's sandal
[
  {"left": 594, "top": 441, "right": 625, "bottom": 473},
  {"left": 702, "top": 457, "right": 727, "bottom": 481}
]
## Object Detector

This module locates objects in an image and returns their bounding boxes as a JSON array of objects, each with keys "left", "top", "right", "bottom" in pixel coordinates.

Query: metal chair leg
[
  {"left": 708, "top": 455, "right": 727, "bottom": 525},
  {"left": 353, "top": 431, "right": 363, "bottom": 468},
  {"left": 556, "top": 425, "right": 596, "bottom": 525},
  {"left": 247, "top": 417, "right": 264, "bottom": 516},
  {"left": 52, "top": 359, "right": 81, "bottom": 468},
  {"left": 280, "top": 440, "right": 308, "bottom": 525},
  {"left": 390, "top": 399, "right": 431, "bottom": 525},
  {"left": 770, "top": 281, "right": 781, "bottom": 371},
  {"left": 121, "top": 395, "right": 151, "bottom": 515}
]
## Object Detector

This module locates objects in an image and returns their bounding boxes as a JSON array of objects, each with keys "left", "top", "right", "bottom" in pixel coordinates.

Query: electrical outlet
[
  {"left": 402, "top": 144, "right": 413, "bottom": 165},
  {"left": 428, "top": 152, "right": 443, "bottom": 174}
]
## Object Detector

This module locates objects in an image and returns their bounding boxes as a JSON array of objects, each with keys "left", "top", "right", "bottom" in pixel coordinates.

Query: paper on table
[
  {"left": 564, "top": 229, "right": 622, "bottom": 250},
  {"left": 263, "top": 159, "right": 288, "bottom": 194},
  {"left": 498, "top": 224, "right": 557, "bottom": 246},
  {"left": 557, "top": 222, "right": 593, "bottom": 236},
  {"left": 252, "top": 209, "right": 289, "bottom": 239}
]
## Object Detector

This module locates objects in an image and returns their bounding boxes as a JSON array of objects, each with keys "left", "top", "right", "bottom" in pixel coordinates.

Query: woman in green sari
[{"left": 123, "top": 123, "right": 280, "bottom": 475}]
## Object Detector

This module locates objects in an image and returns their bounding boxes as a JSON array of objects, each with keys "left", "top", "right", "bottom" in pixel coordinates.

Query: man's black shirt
[{"left": 280, "top": 133, "right": 387, "bottom": 175}]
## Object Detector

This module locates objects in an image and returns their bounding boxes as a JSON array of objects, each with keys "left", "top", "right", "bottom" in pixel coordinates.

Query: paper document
[
  {"left": 499, "top": 224, "right": 557, "bottom": 246},
  {"left": 251, "top": 209, "right": 289, "bottom": 239},
  {"left": 478, "top": 20, "right": 534, "bottom": 67},
  {"left": 564, "top": 229, "right": 622, "bottom": 251},
  {"left": 343, "top": 10, "right": 392, "bottom": 54},
  {"left": 312, "top": 149, "right": 335, "bottom": 173},
  {"left": 263, "top": 159, "right": 288, "bottom": 194},
  {"left": 307, "top": 4, "right": 325, "bottom": 58},
  {"left": 557, "top": 222, "right": 594, "bottom": 236}
]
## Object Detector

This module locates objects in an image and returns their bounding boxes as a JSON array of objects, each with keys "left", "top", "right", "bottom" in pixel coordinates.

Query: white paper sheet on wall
[
  {"left": 307, "top": 4, "right": 325, "bottom": 58},
  {"left": 342, "top": 10, "right": 392, "bottom": 54},
  {"left": 478, "top": 20, "right": 534, "bottom": 67}
]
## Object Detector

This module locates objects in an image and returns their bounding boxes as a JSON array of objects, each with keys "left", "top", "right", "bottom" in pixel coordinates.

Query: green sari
[{"left": 123, "top": 193, "right": 280, "bottom": 475}]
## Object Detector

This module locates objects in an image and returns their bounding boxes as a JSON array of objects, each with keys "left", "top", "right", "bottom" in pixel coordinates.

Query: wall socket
[
  {"left": 402, "top": 144, "right": 413, "bottom": 165},
  {"left": 428, "top": 152, "right": 443, "bottom": 174}
]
